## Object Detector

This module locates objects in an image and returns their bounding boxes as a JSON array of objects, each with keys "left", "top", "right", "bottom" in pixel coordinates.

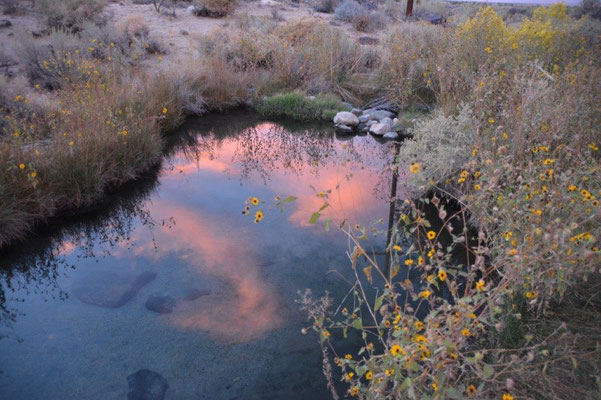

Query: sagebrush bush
[
  {"left": 399, "top": 106, "right": 477, "bottom": 195},
  {"left": 334, "top": 0, "right": 367, "bottom": 22}
]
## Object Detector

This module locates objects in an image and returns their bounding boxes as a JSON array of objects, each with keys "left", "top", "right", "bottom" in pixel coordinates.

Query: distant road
[{"left": 448, "top": 0, "right": 582, "bottom": 6}]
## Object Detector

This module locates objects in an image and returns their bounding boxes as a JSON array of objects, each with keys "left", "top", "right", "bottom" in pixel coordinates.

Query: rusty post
[{"left": 406, "top": 0, "right": 414, "bottom": 17}]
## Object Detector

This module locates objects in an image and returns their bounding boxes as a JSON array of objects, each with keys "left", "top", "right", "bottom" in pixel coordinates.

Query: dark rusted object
[{"left": 406, "top": 0, "right": 414, "bottom": 17}]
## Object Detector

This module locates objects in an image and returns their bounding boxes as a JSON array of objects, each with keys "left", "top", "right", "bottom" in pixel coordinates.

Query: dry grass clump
[
  {"left": 36, "top": 0, "right": 108, "bottom": 29},
  {"left": 0, "top": 75, "right": 163, "bottom": 245},
  {"left": 380, "top": 21, "right": 448, "bottom": 106},
  {"left": 197, "top": 17, "right": 379, "bottom": 102}
]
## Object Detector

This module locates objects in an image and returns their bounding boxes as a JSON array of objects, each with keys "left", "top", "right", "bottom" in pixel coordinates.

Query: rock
[
  {"left": 380, "top": 117, "right": 393, "bottom": 126},
  {"left": 369, "top": 110, "right": 395, "bottom": 120},
  {"left": 0, "top": 20, "right": 12, "bottom": 28},
  {"left": 182, "top": 288, "right": 211, "bottom": 301},
  {"left": 358, "top": 114, "right": 371, "bottom": 123},
  {"left": 351, "top": 108, "right": 362, "bottom": 116},
  {"left": 366, "top": 120, "right": 376, "bottom": 127},
  {"left": 187, "top": 5, "right": 196, "bottom": 13},
  {"left": 416, "top": 12, "right": 446, "bottom": 25},
  {"left": 341, "top": 102, "right": 353, "bottom": 111},
  {"left": 260, "top": 0, "right": 279, "bottom": 6},
  {"left": 145, "top": 294, "right": 177, "bottom": 314},
  {"left": 392, "top": 118, "right": 412, "bottom": 134},
  {"left": 180, "top": 30, "right": 189, "bottom": 35},
  {"left": 333, "top": 111, "right": 359, "bottom": 126},
  {"left": 370, "top": 122, "right": 392, "bottom": 136},
  {"left": 335, "top": 124, "right": 354, "bottom": 134},
  {"left": 127, "top": 369, "right": 169, "bottom": 400},
  {"left": 32, "top": 29, "right": 49, "bottom": 38},
  {"left": 72, "top": 271, "right": 156, "bottom": 308},
  {"left": 383, "top": 131, "right": 399, "bottom": 140},
  {"left": 358, "top": 36, "right": 379, "bottom": 45}
]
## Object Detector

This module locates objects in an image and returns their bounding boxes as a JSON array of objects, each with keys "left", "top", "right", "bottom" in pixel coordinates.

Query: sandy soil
[
  {"left": 0, "top": 0, "right": 380, "bottom": 95},
  {"left": 103, "top": 0, "right": 340, "bottom": 65}
]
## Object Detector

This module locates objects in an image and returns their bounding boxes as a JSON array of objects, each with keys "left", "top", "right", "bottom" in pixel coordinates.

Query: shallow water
[{"left": 0, "top": 111, "right": 405, "bottom": 400}]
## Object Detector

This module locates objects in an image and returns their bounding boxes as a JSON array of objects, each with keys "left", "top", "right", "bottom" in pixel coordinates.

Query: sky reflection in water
[{"left": 0, "top": 111, "right": 404, "bottom": 399}]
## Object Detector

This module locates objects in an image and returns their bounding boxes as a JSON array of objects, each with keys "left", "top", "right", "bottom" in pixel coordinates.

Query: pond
[{"left": 0, "top": 111, "right": 407, "bottom": 400}]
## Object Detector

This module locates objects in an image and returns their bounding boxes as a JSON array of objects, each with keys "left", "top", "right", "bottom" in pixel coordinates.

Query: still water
[{"left": 0, "top": 111, "right": 405, "bottom": 399}]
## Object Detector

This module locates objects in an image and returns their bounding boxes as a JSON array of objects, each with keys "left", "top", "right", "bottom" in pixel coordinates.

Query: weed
[{"left": 255, "top": 91, "right": 345, "bottom": 121}]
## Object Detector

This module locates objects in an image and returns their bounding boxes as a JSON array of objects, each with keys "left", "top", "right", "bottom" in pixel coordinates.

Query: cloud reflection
[{"left": 143, "top": 204, "right": 282, "bottom": 343}]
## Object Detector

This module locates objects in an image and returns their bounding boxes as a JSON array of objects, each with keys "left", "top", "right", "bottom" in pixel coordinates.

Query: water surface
[{"left": 0, "top": 111, "right": 403, "bottom": 399}]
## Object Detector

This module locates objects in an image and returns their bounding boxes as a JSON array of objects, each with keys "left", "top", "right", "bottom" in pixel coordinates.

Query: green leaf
[
  {"left": 351, "top": 318, "right": 363, "bottom": 330},
  {"left": 319, "top": 202, "right": 329, "bottom": 212},
  {"left": 374, "top": 295, "right": 383, "bottom": 311},
  {"left": 482, "top": 364, "right": 494, "bottom": 379},
  {"left": 309, "top": 212, "right": 321, "bottom": 224},
  {"left": 283, "top": 196, "right": 297, "bottom": 203},
  {"left": 447, "top": 387, "right": 462, "bottom": 399}
]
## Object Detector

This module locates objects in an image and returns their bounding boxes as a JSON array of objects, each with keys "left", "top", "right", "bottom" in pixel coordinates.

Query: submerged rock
[
  {"left": 335, "top": 124, "right": 354, "bottom": 134},
  {"left": 145, "top": 294, "right": 177, "bottom": 314},
  {"left": 127, "top": 369, "right": 169, "bottom": 400},
  {"left": 72, "top": 271, "right": 157, "bottom": 308},
  {"left": 333, "top": 111, "right": 359, "bottom": 126}
]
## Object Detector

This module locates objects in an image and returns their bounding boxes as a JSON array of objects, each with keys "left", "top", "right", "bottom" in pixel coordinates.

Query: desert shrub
[
  {"left": 1, "top": 0, "right": 17, "bottom": 14},
  {"left": 299, "top": 5, "right": 601, "bottom": 399},
  {"left": 334, "top": 0, "right": 367, "bottom": 22},
  {"left": 334, "top": 0, "right": 387, "bottom": 31},
  {"left": 193, "top": 0, "right": 236, "bottom": 17},
  {"left": 399, "top": 106, "right": 476, "bottom": 195},
  {"left": 574, "top": 0, "right": 601, "bottom": 20},
  {"left": 116, "top": 15, "right": 150, "bottom": 40},
  {"left": 352, "top": 10, "right": 387, "bottom": 32},
  {"left": 13, "top": 29, "right": 87, "bottom": 89},
  {"left": 255, "top": 91, "right": 344, "bottom": 121},
  {"left": 197, "top": 18, "right": 378, "bottom": 102},
  {"left": 36, "top": 0, "right": 107, "bottom": 29},
  {"left": 380, "top": 22, "right": 449, "bottom": 105}
]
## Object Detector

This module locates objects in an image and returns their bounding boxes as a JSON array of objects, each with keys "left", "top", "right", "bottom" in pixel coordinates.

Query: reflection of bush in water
[{"left": 0, "top": 168, "right": 161, "bottom": 336}]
